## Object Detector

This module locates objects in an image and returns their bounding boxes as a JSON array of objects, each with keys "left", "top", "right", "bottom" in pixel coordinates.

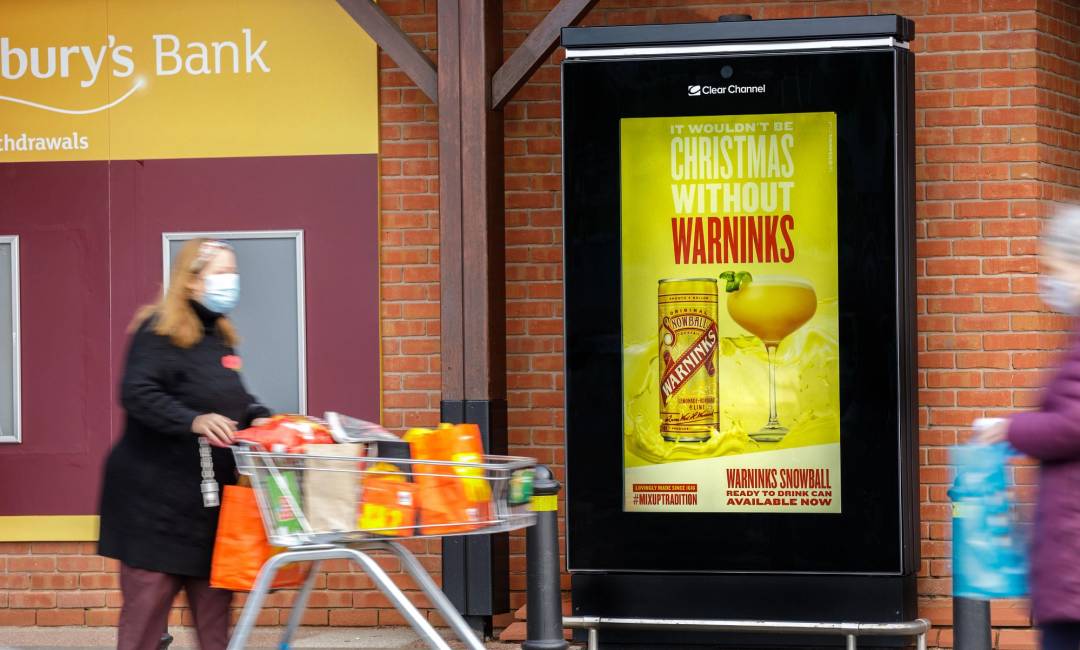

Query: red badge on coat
[{"left": 222, "top": 355, "right": 242, "bottom": 371}]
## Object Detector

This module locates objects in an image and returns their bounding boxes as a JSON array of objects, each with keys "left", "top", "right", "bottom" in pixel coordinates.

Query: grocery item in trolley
[
  {"left": 305, "top": 443, "right": 362, "bottom": 533},
  {"left": 359, "top": 475, "right": 419, "bottom": 537},
  {"left": 404, "top": 423, "right": 494, "bottom": 535},
  {"left": 235, "top": 414, "right": 334, "bottom": 453},
  {"left": 265, "top": 469, "right": 304, "bottom": 537}
]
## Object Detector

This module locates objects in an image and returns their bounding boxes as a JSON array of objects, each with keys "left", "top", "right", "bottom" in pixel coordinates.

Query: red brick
[
  {"left": 925, "top": 146, "right": 980, "bottom": 163},
  {"left": 926, "top": 371, "right": 980, "bottom": 388},
  {"left": 1013, "top": 352, "right": 1063, "bottom": 369},
  {"left": 924, "top": 182, "right": 981, "bottom": 200},
  {"left": 0, "top": 573, "right": 31, "bottom": 589},
  {"left": 57, "top": 591, "right": 107, "bottom": 608},
  {"left": 983, "top": 0, "right": 1036, "bottom": 8},
  {"left": 958, "top": 389, "right": 1013, "bottom": 406},
  {"left": 982, "top": 255, "right": 1039, "bottom": 274},
  {"left": 30, "top": 573, "right": 79, "bottom": 590},
  {"left": 985, "top": 333, "right": 1067, "bottom": 350},
  {"left": 953, "top": 14, "right": 1009, "bottom": 31},
  {"left": 923, "top": 109, "right": 979, "bottom": 126},
  {"left": 80, "top": 573, "right": 120, "bottom": 590},
  {"left": 957, "top": 277, "right": 1011, "bottom": 295},
  {"left": 8, "top": 557, "right": 56, "bottom": 572},
  {"left": 957, "top": 315, "right": 1010, "bottom": 331},
  {"left": 926, "top": 259, "right": 980, "bottom": 276},
  {"left": 956, "top": 352, "right": 1011, "bottom": 369},
  {"left": 983, "top": 107, "right": 1039, "bottom": 124},
  {"left": 983, "top": 296, "right": 1046, "bottom": 312},
  {"left": 10, "top": 591, "right": 56, "bottom": 608},
  {"left": 998, "top": 629, "right": 1039, "bottom": 650},
  {"left": 926, "top": 297, "right": 980, "bottom": 313},
  {"left": 29, "top": 542, "right": 82, "bottom": 554},
  {"left": 925, "top": 34, "right": 982, "bottom": 51},
  {"left": 0, "top": 610, "right": 36, "bottom": 625},
  {"left": 953, "top": 88, "right": 1009, "bottom": 105},
  {"left": 983, "top": 32, "right": 1039, "bottom": 50},
  {"left": 329, "top": 609, "right": 379, "bottom": 626}
]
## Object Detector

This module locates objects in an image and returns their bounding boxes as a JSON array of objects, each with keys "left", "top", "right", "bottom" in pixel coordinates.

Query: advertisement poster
[{"left": 622, "top": 112, "right": 840, "bottom": 514}]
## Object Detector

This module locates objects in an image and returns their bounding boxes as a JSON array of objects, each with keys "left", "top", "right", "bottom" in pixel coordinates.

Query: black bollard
[
  {"left": 522, "top": 465, "right": 569, "bottom": 650},
  {"left": 953, "top": 597, "right": 991, "bottom": 650}
]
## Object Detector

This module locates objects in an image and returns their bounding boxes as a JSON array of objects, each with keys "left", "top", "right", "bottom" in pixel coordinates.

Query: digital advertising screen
[{"left": 562, "top": 41, "right": 916, "bottom": 578}]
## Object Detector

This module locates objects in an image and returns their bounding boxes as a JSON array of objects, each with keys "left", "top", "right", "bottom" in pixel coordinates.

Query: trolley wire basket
[{"left": 232, "top": 431, "right": 537, "bottom": 547}]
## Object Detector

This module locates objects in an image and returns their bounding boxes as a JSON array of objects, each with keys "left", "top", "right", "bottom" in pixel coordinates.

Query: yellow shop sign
[{"left": 0, "top": 0, "right": 378, "bottom": 162}]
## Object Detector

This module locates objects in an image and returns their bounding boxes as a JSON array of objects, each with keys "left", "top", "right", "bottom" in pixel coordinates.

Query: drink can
[{"left": 658, "top": 278, "right": 719, "bottom": 443}]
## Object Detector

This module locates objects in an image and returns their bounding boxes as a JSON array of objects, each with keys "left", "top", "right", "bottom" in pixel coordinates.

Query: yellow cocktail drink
[{"left": 727, "top": 278, "right": 817, "bottom": 346}]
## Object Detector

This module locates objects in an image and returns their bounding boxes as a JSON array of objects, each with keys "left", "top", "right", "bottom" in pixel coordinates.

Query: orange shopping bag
[{"left": 210, "top": 485, "right": 306, "bottom": 591}]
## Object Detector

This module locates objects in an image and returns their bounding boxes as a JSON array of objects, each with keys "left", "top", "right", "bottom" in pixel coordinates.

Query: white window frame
[
  {"left": 161, "top": 230, "right": 307, "bottom": 413},
  {"left": 0, "top": 236, "right": 21, "bottom": 444}
]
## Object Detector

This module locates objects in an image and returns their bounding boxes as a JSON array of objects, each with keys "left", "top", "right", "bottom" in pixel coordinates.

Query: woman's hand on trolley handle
[{"left": 192, "top": 413, "right": 238, "bottom": 447}]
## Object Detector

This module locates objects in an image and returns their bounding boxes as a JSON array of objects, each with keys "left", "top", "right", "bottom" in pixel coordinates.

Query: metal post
[
  {"left": 953, "top": 597, "right": 991, "bottom": 650},
  {"left": 522, "top": 465, "right": 568, "bottom": 650}
]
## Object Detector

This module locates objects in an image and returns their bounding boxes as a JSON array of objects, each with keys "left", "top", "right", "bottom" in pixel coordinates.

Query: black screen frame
[{"left": 562, "top": 46, "right": 918, "bottom": 575}]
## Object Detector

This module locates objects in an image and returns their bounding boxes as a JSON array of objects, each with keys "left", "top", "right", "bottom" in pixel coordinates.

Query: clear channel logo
[{"left": 687, "top": 83, "right": 767, "bottom": 97}]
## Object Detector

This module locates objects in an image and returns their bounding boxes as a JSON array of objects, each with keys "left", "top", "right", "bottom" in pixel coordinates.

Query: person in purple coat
[{"left": 981, "top": 205, "right": 1080, "bottom": 650}]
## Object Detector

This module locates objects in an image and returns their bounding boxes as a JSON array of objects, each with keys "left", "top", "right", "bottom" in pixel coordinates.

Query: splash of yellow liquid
[{"left": 625, "top": 317, "right": 840, "bottom": 466}]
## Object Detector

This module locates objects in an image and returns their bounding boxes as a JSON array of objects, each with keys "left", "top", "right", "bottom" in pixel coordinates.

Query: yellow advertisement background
[
  {"left": 0, "top": 0, "right": 378, "bottom": 162},
  {"left": 621, "top": 112, "right": 839, "bottom": 469}
]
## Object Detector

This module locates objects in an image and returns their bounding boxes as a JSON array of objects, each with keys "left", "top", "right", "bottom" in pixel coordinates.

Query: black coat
[{"left": 98, "top": 303, "right": 270, "bottom": 577}]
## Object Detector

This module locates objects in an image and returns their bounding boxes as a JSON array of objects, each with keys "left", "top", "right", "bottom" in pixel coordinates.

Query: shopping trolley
[{"left": 225, "top": 414, "right": 538, "bottom": 650}]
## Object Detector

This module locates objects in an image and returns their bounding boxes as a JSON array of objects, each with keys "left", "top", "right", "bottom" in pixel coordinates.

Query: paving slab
[{"left": 0, "top": 627, "right": 525, "bottom": 649}]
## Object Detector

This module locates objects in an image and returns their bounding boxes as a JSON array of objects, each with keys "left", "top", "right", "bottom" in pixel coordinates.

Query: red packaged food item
[{"left": 234, "top": 414, "right": 334, "bottom": 453}]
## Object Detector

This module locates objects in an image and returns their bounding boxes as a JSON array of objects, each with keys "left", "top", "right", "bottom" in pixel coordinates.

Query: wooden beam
[
  {"left": 460, "top": 0, "right": 506, "bottom": 400},
  {"left": 438, "top": 0, "right": 465, "bottom": 400},
  {"left": 490, "top": 0, "right": 598, "bottom": 109},
  {"left": 335, "top": 0, "right": 439, "bottom": 104}
]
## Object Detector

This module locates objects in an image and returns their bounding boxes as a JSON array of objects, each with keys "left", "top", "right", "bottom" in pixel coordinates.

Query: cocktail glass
[{"left": 723, "top": 273, "right": 817, "bottom": 442}]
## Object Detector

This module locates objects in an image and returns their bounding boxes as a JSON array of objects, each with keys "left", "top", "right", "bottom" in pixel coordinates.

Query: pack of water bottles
[{"left": 949, "top": 423, "right": 1029, "bottom": 600}]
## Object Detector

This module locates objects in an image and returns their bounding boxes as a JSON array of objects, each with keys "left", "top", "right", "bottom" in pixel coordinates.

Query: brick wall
[{"left": 2, "top": 1, "right": 1077, "bottom": 647}]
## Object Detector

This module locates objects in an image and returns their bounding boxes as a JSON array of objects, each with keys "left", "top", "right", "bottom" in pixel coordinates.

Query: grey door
[
  {"left": 0, "top": 237, "right": 19, "bottom": 443},
  {"left": 165, "top": 231, "right": 305, "bottom": 415}
]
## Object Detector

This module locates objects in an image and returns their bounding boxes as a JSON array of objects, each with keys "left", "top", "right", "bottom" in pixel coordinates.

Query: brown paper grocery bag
[{"left": 303, "top": 443, "right": 362, "bottom": 533}]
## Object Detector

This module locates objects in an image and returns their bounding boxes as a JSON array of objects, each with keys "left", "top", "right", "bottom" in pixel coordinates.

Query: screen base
[{"left": 571, "top": 572, "right": 918, "bottom": 648}]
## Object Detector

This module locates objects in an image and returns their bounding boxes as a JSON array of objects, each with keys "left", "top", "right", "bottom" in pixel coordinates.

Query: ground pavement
[{"left": 0, "top": 627, "right": 530, "bottom": 649}]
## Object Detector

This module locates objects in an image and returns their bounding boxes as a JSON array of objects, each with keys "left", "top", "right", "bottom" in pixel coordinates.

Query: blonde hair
[{"left": 129, "top": 238, "right": 239, "bottom": 349}]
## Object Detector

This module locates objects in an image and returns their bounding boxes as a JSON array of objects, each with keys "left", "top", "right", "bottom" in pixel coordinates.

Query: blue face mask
[
  {"left": 200, "top": 273, "right": 240, "bottom": 315},
  {"left": 1039, "top": 274, "right": 1080, "bottom": 315}
]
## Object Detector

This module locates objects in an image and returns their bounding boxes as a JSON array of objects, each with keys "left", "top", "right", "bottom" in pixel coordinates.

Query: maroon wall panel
[
  {"left": 0, "top": 162, "right": 113, "bottom": 515},
  {"left": 1, "top": 154, "right": 380, "bottom": 517}
]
